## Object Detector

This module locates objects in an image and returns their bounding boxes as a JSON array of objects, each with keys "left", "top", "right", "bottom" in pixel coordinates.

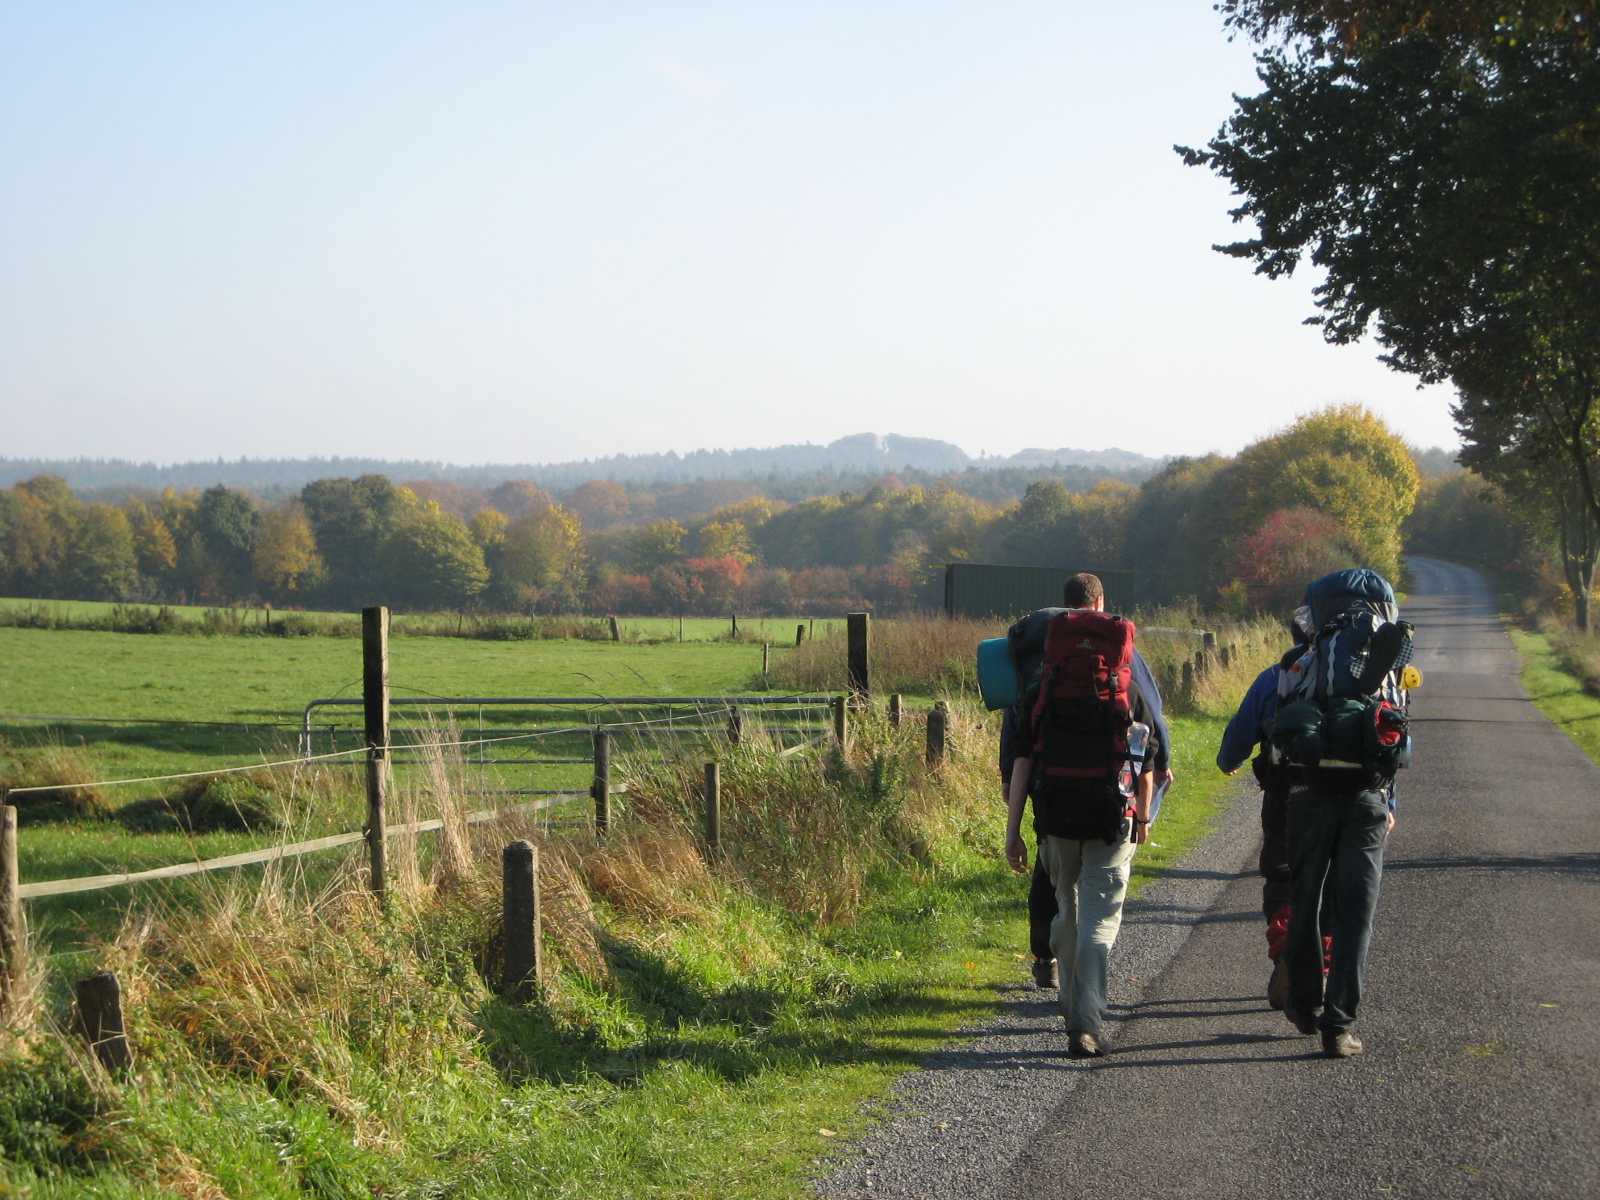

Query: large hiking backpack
[
  {"left": 1273, "top": 569, "right": 1413, "bottom": 781},
  {"left": 1028, "top": 610, "right": 1142, "bottom": 844}
]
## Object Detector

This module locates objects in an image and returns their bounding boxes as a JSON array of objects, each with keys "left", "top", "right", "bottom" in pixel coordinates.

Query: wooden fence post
[
  {"left": 592, "top": 729, "right": 611, "bottom": 835},
  {"left": 1182, "top": 658, "right": 1195, "bottom": 696},
  {"left": 75, "top": 970, "right": 131, "bottom": 1073},
  {"left": 727, "top": 706, "right": 743, "bottom": 745},
  {"left": 502, "top": 840, "right": 541, "bottom": 999},
  {"left": 703, "top": 762, "right": 721, "bottom": 853},
  {"left": 889, "top": 694, "right": 903, "bottom": 728},
  {"left": 0, "top": 802, "right": 22, "bottom": 1005},
  {"left": 926, "top": 702, "right": 948, "bottom": 764},
  {"left": 730, "top": 612, "right": 739, "bottom": 638},
  {"left": 832, "top": 695, "right": 847, "bottom": 747},
  {"left": 762, "top": 643, "right": 771, "bottom": 676},
  {"left": 1202, "top": 630, "right": 1217, "bottom": 651},
  {"left": 362, "top": 606, "right": 389, "bottom": 902},
  {"left": 1194, "top": 649, "right": 1208, "bottom": 679},
  {"left": 795, "top": 623, "right": 806, "bottom": 648},
  {"left": 847, "top": 612, "right": 871, "bottom": 705},
  {"left": 609, "top": 616, "right": 622, "bottom": 642}
]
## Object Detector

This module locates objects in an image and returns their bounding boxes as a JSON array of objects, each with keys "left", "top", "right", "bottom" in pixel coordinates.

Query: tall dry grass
[
  {"left": 768, "top": 610, "right": 1292, "bottom": 718},
  {"left": 0, "top": 737, "right": 112, "bottom": 820},
  {"left": 4, "top": 696, "right": 998, "bottom": 1180},
  {"left": 1538, "top": 614, "right": 1600, "bottom": 696}
]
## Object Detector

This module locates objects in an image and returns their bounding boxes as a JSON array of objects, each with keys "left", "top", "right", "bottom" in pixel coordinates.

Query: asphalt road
[{"left": 823, "top": 558, "right": 1599, "bottom": 1199}]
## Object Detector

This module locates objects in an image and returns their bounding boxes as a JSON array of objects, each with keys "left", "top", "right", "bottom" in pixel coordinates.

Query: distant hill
[{"left": 0, "top": 434, "right": 1162, "bottom": 494}]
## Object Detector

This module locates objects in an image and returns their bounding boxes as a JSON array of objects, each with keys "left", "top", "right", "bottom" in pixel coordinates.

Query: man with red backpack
[
  {"left": 998, "top": 577, "right": 1171, "bottom": 991},
  {"left": 1002, "top": 573, "right": 1164, "bottom": 1058}
]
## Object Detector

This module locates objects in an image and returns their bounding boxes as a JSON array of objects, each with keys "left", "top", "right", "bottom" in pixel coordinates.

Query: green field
[
  {"left": 1, "top": 623, "right": 795, "bottom": 764},
  {"left": 0, "top": 624, "right": 843, "bottom": 944},
  {"left": 0, "top": 595, "right": 844, "bottom": 644}
]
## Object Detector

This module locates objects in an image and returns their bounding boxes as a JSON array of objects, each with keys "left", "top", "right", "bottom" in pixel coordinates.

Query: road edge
[{"left": 816, "top": 776, "right": 1262, "bottom": 1200}]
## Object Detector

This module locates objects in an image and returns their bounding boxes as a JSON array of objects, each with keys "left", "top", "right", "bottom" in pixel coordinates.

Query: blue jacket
[
  {"left": 1217, "top": 665, "right": 1281, "bottom": 774},
  {"left": 1218, "top": 662, "right": 1399, "bottom": 811}
]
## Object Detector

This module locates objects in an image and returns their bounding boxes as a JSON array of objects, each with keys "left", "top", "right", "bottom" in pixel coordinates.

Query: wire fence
[{"left": 1, "top": 693, "right": 843, "bottom": 901}]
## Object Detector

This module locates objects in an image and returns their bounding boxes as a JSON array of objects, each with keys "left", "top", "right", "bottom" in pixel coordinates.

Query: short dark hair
[{"left": 1063, "top": 572, "right": 1104, "bottom": 608}]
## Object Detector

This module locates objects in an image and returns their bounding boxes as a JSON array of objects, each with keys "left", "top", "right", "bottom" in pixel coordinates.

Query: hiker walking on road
[
  {"left": 1002, "top": 573, "right": 1163, "bottom": 1058},
  {"left": 999, "top": 577, "right": 1171, "bottom": 991},
  {"left": 1216, "top": 612, "right": 1326, "bottom": 1009},
  {"left": 1269, "top": 569, "right": 1413, "bottom": 1058}
]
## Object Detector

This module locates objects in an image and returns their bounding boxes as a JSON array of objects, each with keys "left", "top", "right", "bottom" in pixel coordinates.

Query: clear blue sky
[{"left": 0, "top": 1, "right": 1456, "bottom": 466}]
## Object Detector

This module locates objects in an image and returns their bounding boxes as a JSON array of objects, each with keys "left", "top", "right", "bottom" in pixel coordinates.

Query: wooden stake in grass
[
  {"left": 731, "top": 612, "right": 739, "bottom": 638},
  {"left": 703, "top": 761, "right": 721, "bottom": 853},
  {"left": 0, "top": 802, "right": 23, "bottom": 1005},
  {"left": 847, "top": 611, "right": 871, "bottom": 705},
  {"left": 362, "top": 606, "right": 390, "bottom": 902},
  {"left": 889, "top": 693, "right": 903, "bottom": 727},
  {"left": 592, "top": 728, "right": 611, "bottom": 835},
  {"left": 926, "top": 702, "right": 948, "bottom": 764},
  {"left": 74, "top": 970, "right": 131, "bottom": 1074},
  {"left": 727, "top": 705, "right": 743, "bottom": 745},
  {"left": 762, "top": 643, "right": 771, "bottom": 676},
  {"left": 501, "top": 840, "right": 541, "bottom": 999},
  {"left": 795, "top": 623, "right": 806, "bottom": 648},
  {"left": 609, "top": 615, "right": 621, "bottom": 642},
  {"left": 833, "top": 696, "right": 847, "bottom": 747}
]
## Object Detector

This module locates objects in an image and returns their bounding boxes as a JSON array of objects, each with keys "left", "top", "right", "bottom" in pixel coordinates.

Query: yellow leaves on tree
[
  {"left": 468, "top": 508, "right": 509, "bottom": 551},
  {"left": 501, "top": 505, "right": 586, "bottom": 592},
  {"left": 253, "top": 507, "right": 325, "bottom": 596},
  {"left": 1225, "top": 405, "right": 1419, "bottom": 580},
  {"left": 696, "top": 520, "right": 756, "bottom": 565}
]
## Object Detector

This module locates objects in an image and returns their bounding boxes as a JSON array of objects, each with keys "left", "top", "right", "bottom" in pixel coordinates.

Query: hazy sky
[{"left": 0, "top": 2, "right": 1457, "bottom": 467}]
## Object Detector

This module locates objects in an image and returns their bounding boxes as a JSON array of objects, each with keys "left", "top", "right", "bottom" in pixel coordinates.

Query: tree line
[{"left": 1, "top": 404, "right": 1470, "bottom": 618}]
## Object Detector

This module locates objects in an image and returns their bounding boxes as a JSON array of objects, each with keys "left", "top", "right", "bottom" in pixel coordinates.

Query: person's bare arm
[
  {"left": 1005, "top": 756, "right": 1031, "bottom": 872},
  {"left": 1131, "top": 769, "right": 1154, "bottom": 845}
]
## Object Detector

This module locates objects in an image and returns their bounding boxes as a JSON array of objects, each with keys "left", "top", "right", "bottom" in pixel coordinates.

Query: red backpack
[{"left": 1028, "top": 610, "right": 1138, "bottom": 844}]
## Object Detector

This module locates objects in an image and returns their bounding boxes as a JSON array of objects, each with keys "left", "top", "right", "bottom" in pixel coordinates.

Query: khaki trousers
[{"left": 1037, "top": 832, "right": 1136, "bottom": 1034}]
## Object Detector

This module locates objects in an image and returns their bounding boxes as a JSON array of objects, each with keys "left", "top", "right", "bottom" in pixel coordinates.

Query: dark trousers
[
  {"left": 1029, "top": 857, "right": 1054, "bottom": 960},
  {"left": 1284, "top": 786, "right": 1389, "bottom": 1033},
  {"left": 1260, "top": 782, "right": 1292, "bottom": 919}
]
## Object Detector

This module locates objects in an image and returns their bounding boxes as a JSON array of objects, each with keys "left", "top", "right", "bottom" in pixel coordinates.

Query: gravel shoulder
[{"left": 816, "top": 774, "right": 1260, "bottom": 1200}]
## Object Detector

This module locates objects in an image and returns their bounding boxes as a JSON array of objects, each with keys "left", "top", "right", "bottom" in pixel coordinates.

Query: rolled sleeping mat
[{"left": 977, "top": 637, "right": 1018, "bottom": 711}]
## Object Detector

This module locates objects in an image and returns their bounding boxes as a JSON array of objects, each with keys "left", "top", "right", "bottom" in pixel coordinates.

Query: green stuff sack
[
  {"left": 1320, "top": 697, "right": 1371, "bottom": 766},
  {"left": 1271, "top": 699, "right": 1324, "bottom": 766}
]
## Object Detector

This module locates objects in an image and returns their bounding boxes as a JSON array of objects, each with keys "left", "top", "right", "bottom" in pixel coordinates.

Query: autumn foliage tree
[{"left": 1227, "top": 507, "right": 1366, "bottom": 613}]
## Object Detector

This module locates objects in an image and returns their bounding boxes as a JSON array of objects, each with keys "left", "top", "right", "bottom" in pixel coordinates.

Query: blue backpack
[{"left": 1273, "top": 569, "right": 1413, "bottom": 775}]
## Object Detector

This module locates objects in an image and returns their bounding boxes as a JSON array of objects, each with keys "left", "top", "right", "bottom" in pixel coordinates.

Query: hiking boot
[
  {"left": 1066, "top": 1030, "right": 1105, "bottom": 1058},
  {"left": 1267, "top": 959, "right": 1289, "bottom": 1011},
  {"left": 1322, "top": 1030, "right": 1364, "bottom": 1058},
  {"left": 1284, "top": 1005, "right": 1319, "bottom": 1036},
  {"left": 1031, "top": 958, "right": 1058, "bottom": 990}
]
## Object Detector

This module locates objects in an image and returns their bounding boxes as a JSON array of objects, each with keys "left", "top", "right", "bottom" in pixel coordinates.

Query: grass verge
[
  {"left": 0, "top": 691, "right": 1244, "bottom": 1199},
  {"left": 1506, "top": 625, "right": 1600, "bottom": 765}
]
